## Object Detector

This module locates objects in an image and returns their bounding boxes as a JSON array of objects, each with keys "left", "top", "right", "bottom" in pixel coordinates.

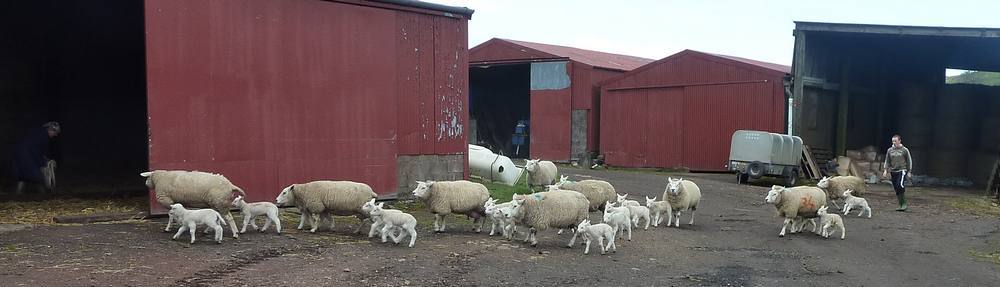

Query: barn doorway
[
  {"left": 469, "top": 63, "right": 531, "bottom": 158},
  {"left": 0, "top": 0, "right": 148, "bottom": 200}
]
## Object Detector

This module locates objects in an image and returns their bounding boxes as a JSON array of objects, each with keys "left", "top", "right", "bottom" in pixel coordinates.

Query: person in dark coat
[{"left": 11, "top": 121, "right": 60, "bottom": 194}]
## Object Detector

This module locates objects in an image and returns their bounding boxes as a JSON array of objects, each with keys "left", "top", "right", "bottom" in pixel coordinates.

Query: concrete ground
[{"left": 1, "top": 167, "right": 999, "bottom": 287}]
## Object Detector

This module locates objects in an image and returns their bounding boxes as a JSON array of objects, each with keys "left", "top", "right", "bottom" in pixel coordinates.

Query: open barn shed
[
  {"left": 790, "top": 22, "right": 1000, "bottom": 186},
  {"left": 0, "top": 0, "right": 473, "bottom": 213},
  {"left": 468, "top": 38, "right": 652, "bottom": 164}
]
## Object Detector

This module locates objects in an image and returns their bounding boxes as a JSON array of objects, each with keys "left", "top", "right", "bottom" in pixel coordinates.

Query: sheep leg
[
  {"left": 249, "top": 217, "right": 261, "bottom": 231},
  {"left": 213, "top": 224, "right": 224, "bottom": 243},
  {"left": 674, "top": 211, "right": 681, "bottom": 227},
  {"left": 567, "top": 229, "right": 580, "bottom": 248},
  {"left": 529, "top": 229, "right": 539, "bottom": 247},
  {"left": 188, "top": 222, "right": 198, "bottom": 244},
  {"left": 626, "top": 222, "right": 632, "bottom": 241},
  {"left": 597, "top": 237, "right": 606, "bottom": 255},
  {"left": 607, "top": 235, "right": 616, "bottom": 253},
  {"left": 297, "top": 212, "right": 308, "bottom": 230},
  {"left": 779, "top": 218, "right": 792, "bottom": 237},
  {"left": 843, "top": 204, "right": 852, "bottom": 215},
  {"left": 380, "top": 224, "right": 393, "bottom": 243},
  {"left": 240, "top": 214, "right": 252, "bottom": 234},
  {"left": 261, "top": 217, "right": 272, "bottom": 233},
  {"left": 839, "top": 225, "right": 846, "bottom": 240},
  {"left": 270, "top": 211, "right": 282, "bottom": 233},
  {"left": 325, "top": 213, "right": 335, "bottom": 231},
  {"left": 172, "top": 225, "right": 188, "bottom": 240},
  {"left": 406, "top": 226, "right": 417, "bottom": 247},
  {"left": 645, "top": 215, "right": 651, "bottom": 230},
  {"left": 688, "top": 211, "right": 695, "bottom": 226},
  {"left": 310, "top": 212, "right": 322, "bottom": 233},
  {"left": 583, "top": 238, "right": 591, "bottom": 254},
  {"left": 865, "top": 206, "right": 872, "bottom": 218},
  {"left": 352, "top": 215, "right": 367, "bottom": 234},
  {"left": 432, "top": 214, "right": 442, "bottom": 232},
  {"left": 438, "top": 214, "right": 447, "bottom": 233},
  {"left": 557, "top": 229, "right": 564, "bottom": 235},
  {"left": 223, "top": 212, "right": 239, "bottom": 239},
  {"left": 165, "top": 214, "right": 174, "bottom": 232},
  {"left": 368, "top": 220, "right": 382, "bottom": 238},
  {"left": 830, "top": 199, "right": 841, "bottom": 209}
]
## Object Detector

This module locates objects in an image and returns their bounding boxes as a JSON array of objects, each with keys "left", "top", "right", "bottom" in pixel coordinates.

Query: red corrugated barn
[
  {"left": 599, "top": 50, "right": 790, "bottom": 171},
  {"left": 468, "top": 39, "right": 652, "bottom": 164},
  {"left": 0, "top": 0, "right": 473, "bottom": 213}
]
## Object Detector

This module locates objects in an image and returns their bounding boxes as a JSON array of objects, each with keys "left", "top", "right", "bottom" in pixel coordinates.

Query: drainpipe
[{"left": 783, "top": 74, "right": 794, "bottom": 136}]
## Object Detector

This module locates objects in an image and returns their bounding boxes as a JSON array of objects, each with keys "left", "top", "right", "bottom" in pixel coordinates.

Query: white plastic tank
[{"left": 468, "top": 144, "right": 524, "bottom": 186}]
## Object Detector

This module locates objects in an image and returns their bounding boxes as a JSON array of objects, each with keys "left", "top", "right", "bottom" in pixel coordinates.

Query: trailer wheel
[
  {"left": 782, "top": 167, "right": 798, "bottom": 186},
  {"left": 747, "top": 162, "right": 764, "bottom": 179}
]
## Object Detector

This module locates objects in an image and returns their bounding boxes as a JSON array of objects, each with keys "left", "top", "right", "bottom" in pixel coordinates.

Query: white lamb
[
  {"left": 662, "top": 177, "right": 702, "bottom": 227},
  {"left": 525, "top": 159, "right": 558, "bottom": 191},
  {"left": 841, "top": 189, "right": 872, "bottom": 218},
  {"left": 575, "top": 219, "right": 617, "bottom": 255},
  {"left": 626, "top": 205, "right": 651, "bottom": 230},
  {"left": 412, "top": 180, "right": 490, "bottom": 233},
  {"left": 645, "top": 196, "right": 673, "bottom": 227},
  {"left": 817, "top": 205, "right": 846, "bottom": 239},
  {"left": 603, "top": 202, "right": 633, "bottom": 241},
  {"left": 361, "top": 198, "right": 403, "bottom": 238},
  {"left": 168, "top": 203, "right": 227, "bottom": 244},
  {"left": 484, "top": 198, "right": 515, "bottom": 238},
  {"left": 615, "top": 193, "right": 641, "bottom": 207},
  {"left": 369, "top": 202, "right": 418, "bottom": 247},
  {"left": 231, "top": 196, "right": 281, "bottom": 234}
]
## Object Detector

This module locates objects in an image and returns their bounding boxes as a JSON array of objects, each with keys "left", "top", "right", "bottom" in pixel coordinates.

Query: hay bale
[
  {"left": 871, "top": 161, "right": 883, "bottom": 173},
  {"left": 926, "top": 149, "right": 969, "bottom": 178},
  {"left": 846, "top": 150, "right": 863, "bottom": 161},
  {"left": 836, "top": 156, "right": 852, "bottom": 176},
  {"left": 855, "top": 161, "right": 872, "bottom": 173}
]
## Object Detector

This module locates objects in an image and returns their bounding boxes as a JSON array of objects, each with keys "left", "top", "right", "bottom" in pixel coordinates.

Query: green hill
[{"left": 946, "top": 71, "right": 1000, "bottom": 86}]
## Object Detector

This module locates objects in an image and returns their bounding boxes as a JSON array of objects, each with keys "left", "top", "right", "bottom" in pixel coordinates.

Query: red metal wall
[
  {"left": 144, "top": 0, "right": 468, "bottom": 212},
  {"left": 530, "top": 88, "right": 572, "bottom": 161},
  {"left": 600, "top": 52, "right": 786, "bottom": 171}
]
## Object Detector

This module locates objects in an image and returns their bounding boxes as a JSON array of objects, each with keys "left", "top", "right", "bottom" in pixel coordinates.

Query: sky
[{"left": 424, "top": 0, "right": 998, "bottom": 75}]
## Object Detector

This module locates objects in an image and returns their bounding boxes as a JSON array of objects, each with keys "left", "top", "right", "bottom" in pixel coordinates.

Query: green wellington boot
[{"left": 895, "top": 195, "right": 907, "bottom": 211}]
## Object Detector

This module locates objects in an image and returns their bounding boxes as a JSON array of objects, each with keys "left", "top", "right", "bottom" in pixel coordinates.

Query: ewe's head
[
  {"left": 817, "top": 176, "right": 830, "bottom": 188},
  {"left": 842, "top": 189, "right": 854, "bottom": 197},
  {"left": 275, "top": 185, "right": 295, "bottom": 206},
  {"left": 361, "top": 198, "right": 378, "bottom": 214},
  {"left": 616, "top": 193, "right": 628, "bottom": 204},
  {"left": 765, "top": 185, "right": 785, "bottom": 204},
  {"left": 645, "top": 196, "right": 657, "bottom": 206},
  {"left": 666, "top": 177, "right": 683, "bottom": 196},
  {"left": 524, "top": 159, "right": 540, "bottom": 172},
  {"left": 412, "top": 181, "right": 435, "bottom": 198},
  {"left": 139, "top": 171, "right": 155, "bottom": 188}
]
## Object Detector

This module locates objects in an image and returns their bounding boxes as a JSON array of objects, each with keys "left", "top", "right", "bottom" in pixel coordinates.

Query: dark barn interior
[
  {"left": 793, "top": 22, "right": 1000, "bottom": 186},
  {"left": 0, "top": 1, "right": 148, "bottom": 198},
  {"left": 469, "top": 63, "right": 530, "bottom": 158}
]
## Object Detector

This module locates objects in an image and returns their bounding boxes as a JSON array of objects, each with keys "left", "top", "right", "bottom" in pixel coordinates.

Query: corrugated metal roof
[
  {"left": 708, "top": 52, "right": 791, "bottom": 74},
  {"left": 496, "top": 38, "right": 654, "bottom": 71}
]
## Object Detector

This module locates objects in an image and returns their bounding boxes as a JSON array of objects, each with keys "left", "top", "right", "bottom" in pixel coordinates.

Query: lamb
[
  {"left": 662, "top": 177, "right": 702, "bottom": 227},
  {"left": 602, "top": 204, "right": 632, "bottom": 241},
  {"left": 361, "top": 198, "right": 403, "bottom": 238},
  {"left": 626, "top": 205, "right": 651, "bottom": 230},
  {"left": 615, "top": 193, "right": 641, "bottom": 207},
  {"left": 509, "top": 189, "right": 590, "bottom": 247},
  {"left": 552, "top": 175, "right": 617, "bottom": 211},
  {"left": 644, "top": 196, "right": 673, "bottom": 227},
  {"left": 411, "top": 180, "right": 490, "bottom": 233},
  {"left": 275, "top": 180, "right": 377, "bottom": 233},
  {"left": 484, "top": 198, "right": 515, "bottom": 238},
  {"left": 817, "top": 205, "right": 846, "bottom": 239},
  {"left": 141, "top": 170, "right": 246, "bottom": 238},
  {"left": 817, "top": 176, "right": 867, "bottom": 208},
  {"left": 168, "top": 203, "right": 227, "bottom": 244},
  {"left": 524, "top": 159, "right": 558, "bottom": 191},
  {"left": 842, "top": 189, "right": 872, "bottom": 218},
  {"left": 764, "top": 185, "right": 828, "bottom": 237},
  {"left": 574, "top": 219, "right": 617, "bottom": 255},
  {"left": 232, "top": 196, "right": 281, "bottom": 234},
  {"left": 368, "top": 202, "right": 418, "bottom": 247}
]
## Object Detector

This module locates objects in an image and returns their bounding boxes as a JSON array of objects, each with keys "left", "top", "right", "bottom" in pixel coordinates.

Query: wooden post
[
  {"left": 836, "top": 58, "right": 851, "bottom": 156},
  {"left": 791, "top": 30, "right": 807, "bottom": 137}
]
